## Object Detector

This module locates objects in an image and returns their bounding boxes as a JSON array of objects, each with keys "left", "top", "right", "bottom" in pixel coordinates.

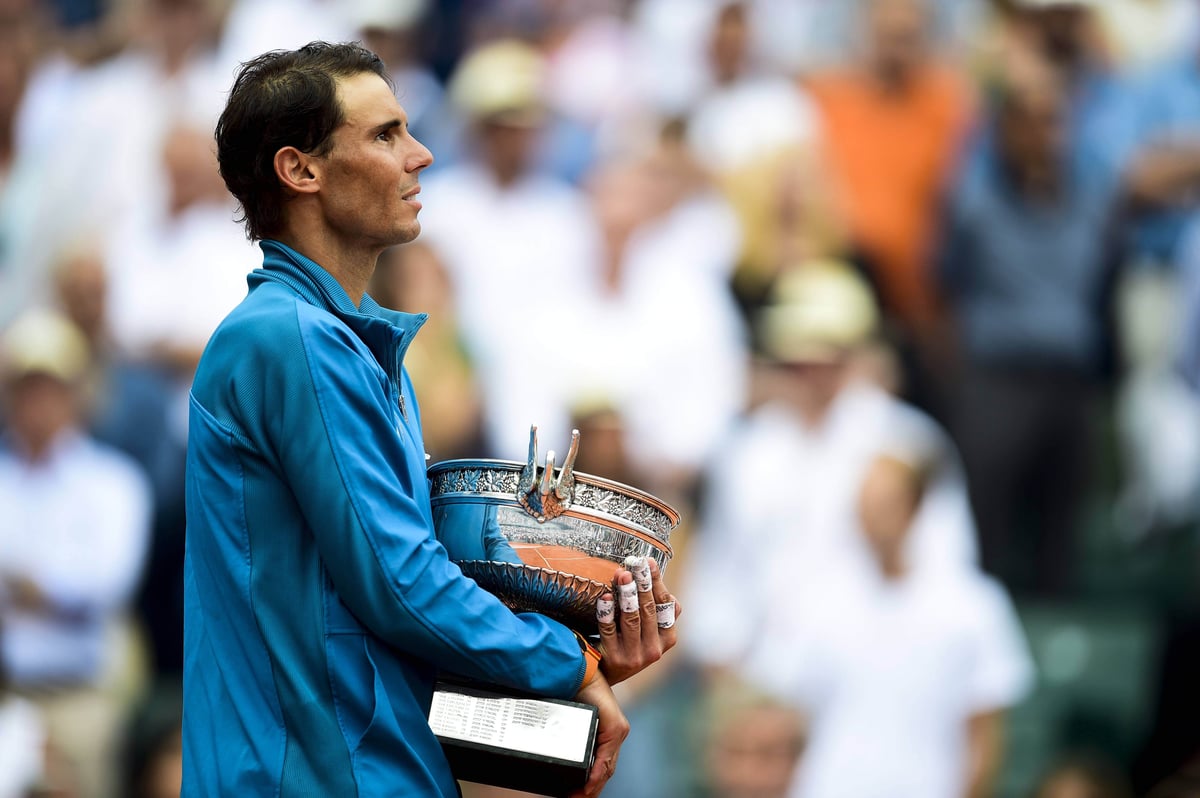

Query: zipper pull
[{"left": 398, "top": 391, "right": 407, "bottom": 421}]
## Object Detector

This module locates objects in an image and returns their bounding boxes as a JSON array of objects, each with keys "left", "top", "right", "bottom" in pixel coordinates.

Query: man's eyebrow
[{"left": 371, "top": 118, "right": 403, "bottom": 135}]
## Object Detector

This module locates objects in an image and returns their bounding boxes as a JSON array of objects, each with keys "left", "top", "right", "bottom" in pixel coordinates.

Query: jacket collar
[{"left": 250, "top": 240, "right": 427, "bottom": 373}]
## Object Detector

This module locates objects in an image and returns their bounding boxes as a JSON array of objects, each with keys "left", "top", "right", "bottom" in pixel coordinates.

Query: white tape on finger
[
  {"left": 596, "top": 598, "right": 615, "bottom": 624},
  {"left": 623, "top": 555, "right": 652, "bottom": 593},
  {"left": 655, "top": 601, "right": 676, "bottom": 629},
  {"left": 618, "top": 582, "right": 639, "bottom": 614}
]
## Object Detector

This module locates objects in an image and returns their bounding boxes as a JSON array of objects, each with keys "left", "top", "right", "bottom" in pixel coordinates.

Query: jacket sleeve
[{"left": 267, "top": 308, "right": 586, "bottom": 699}]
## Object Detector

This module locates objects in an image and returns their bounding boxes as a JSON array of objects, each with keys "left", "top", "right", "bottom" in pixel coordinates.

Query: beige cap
[
  {"left": 1, "top": 309, "right": 91, "bottom": 383},
  {"left": 758, "top": 261, "right": 879, "bottom": 363},
  {"left": 1013, "top": 0, "right": 1097, "bottom": 8},
  {"left": 344, "top": 0, "right": 427, "bottom": 31},
  {"left": 448, "top": 39, "right": 546, "bottom": 126}
]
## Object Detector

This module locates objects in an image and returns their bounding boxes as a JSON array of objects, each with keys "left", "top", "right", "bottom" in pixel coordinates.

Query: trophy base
[
  {"left": 456, "top": 560, "right": 609, "bottom": 633},
  {"left": 430, "top": 677, "right": 599, "bottom": 797}
]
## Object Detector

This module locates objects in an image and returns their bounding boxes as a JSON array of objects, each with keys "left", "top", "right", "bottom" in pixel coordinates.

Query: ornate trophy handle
[{"left": 517, "top": 426, "right": 579, "bottom": 523}]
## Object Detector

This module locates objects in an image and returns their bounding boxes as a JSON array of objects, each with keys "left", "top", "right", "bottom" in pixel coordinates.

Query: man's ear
[{"left": 274, "top": 146, "right": 321, "bottom": 195}]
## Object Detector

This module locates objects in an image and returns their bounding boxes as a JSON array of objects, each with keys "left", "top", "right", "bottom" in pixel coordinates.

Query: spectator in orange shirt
[{"left": 806, "top": 0, "right": 975, "bottom": 407}]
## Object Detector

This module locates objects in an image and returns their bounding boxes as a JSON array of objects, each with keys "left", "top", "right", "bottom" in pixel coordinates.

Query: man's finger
[
  {"left": 615, "top": 572, "right": 641, "bottom": 636},
  {"left": 648, "top": 558, "right": 671, "bottom": 605},
  {"left": 624, "top": 555, "right": 653, "bottom": 593},
  {"left": 576, "top": 746, "right": 619, "bottom": 798},
  {"left": 570, "top": 675, "right": 627, "bottom": 798},
  {"left": 596, "top": 592, "right": 616, "bottom": 651},
  {"left": 647, "top": 559, "right": 678, "bottom": 649},
  {"left": 626, "top": 557, "right": 660, "bottom": 648}
]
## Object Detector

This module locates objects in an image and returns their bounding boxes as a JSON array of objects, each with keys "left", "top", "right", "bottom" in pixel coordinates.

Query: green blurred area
[{"left": 998, "top": 482, "right": 1200, "bottom": 797}]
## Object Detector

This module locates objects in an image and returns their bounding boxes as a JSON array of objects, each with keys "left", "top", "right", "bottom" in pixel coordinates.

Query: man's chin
[{"left": 394, "top": 221, "right": 422, "bottom": 245}]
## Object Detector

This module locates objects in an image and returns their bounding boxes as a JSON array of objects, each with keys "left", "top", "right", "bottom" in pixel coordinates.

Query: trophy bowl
[{"left": 428, "top": 427, "right": 679, "bottom": 633}]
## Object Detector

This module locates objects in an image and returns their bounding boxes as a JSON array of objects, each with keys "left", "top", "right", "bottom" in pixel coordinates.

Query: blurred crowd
[{"left": 3, "top": 0, "right": 1200, "bottom": 796}]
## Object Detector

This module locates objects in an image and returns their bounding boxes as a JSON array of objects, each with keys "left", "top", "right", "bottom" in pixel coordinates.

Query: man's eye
[{"left": 377, "top": 130, "right": 392, "bottom": 141}]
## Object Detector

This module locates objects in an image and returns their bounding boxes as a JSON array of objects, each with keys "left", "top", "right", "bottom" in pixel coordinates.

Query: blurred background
[{"left": 2, "top": 0, "right": 1200, "bottom": 796}]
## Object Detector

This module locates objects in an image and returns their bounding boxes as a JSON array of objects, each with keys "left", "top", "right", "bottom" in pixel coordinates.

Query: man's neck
[
  {"left": 12, "top": 426, "right": 75, "bottom": 466},
  {"left": 1006, "top": 158, "right": 1062, "bottom": 203},
  {"left": 867, "top": 61, "right": 918, "bottom": 97},
  {"left": 878, "top": 552, "right": 907, "bottom": 581},
  {"left": 274, "top": 231, "right": 378, "bottom": 307}
]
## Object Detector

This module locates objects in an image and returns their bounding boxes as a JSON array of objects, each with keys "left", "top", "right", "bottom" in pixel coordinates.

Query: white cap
[
  {"left": 758, "top": 260, "right": 879, "bottom": 363},
  {"left": 1, "top": 309, "right": 90, "bottom": 383},
  {"left": 1013, "top": 0, "right": 1098, "bottom": 8},
  {"left": 343, "top": 0, "right": 427, "bottom": 31},
  {"left": 448, "top": 39, "right": 546, "bottom": 126}
]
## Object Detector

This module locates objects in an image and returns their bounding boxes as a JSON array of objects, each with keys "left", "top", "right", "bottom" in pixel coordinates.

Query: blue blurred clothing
[
  {"left": 939, "top": 141, "right": 1120, "bottom": 375},
  {"left": 90, "top": 359, "right": 184, "bottom": 518},
  {"left": 89, "top": 357, "right": 188, "bottom": 675},
  {"left": 182, "top": 240, "right": 586, "bottom": 797},
  {"left": 1123, "top": 56, "right": 1200, "bottom": 264},
  {"left": 940, "top": 127, "right": 1117, "bottom": 593},
  {"left": 1069, "top": 68, "right": 1141, "bottom": 183},
  {"left": 1173, "top": 217, "right": 1200, "bottom": 389}
]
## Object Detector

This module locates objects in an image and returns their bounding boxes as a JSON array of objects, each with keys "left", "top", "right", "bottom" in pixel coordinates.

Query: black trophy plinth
[{"left": 430, "top": 676, "right": 599, "bottom": 797}]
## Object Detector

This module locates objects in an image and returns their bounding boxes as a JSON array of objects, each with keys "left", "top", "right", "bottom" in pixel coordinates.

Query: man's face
[
  {"left": 867, "top": 0, "right": 927, "bottom": 81},
  {"left": 4, "top": 372, "right": 78, "bottom": 453},
  {"left": 858, "top": 457, "right": 920, "bottom": 563},
  {"left": 1000, "top": 79, "right": 1065, "bottom": 174},
  {"left": 478, "top": 119, "right": 538, "bottom": 186},
  {"left": 316, "top": 72, "right": 433, "bottom": 249}
]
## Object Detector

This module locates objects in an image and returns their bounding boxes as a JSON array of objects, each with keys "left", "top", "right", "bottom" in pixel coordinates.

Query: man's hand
[
  {"left": 596, "top": 558, "right": 681, "bottom": 684},
  {"left": 570, "top": 673, "right": 628, "bottom": 798}
]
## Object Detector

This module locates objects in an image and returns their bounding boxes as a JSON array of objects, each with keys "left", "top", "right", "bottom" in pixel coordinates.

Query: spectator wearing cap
[
  {"left": 0, "top": 309, "right": 151, "bottom": 798},
  {"left": 681, "top": 262, "right": 979, "bottom": 676}
]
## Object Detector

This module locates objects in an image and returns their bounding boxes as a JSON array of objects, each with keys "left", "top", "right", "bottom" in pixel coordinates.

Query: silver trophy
[
  {"left": 428, "top": 425, "right": 680, "bottom": 633},
  {"left": 427, "top": 426, "right": 681, "bottom": 794}
]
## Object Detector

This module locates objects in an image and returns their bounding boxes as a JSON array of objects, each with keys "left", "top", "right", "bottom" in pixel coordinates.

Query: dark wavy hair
[{"left": 215, "top": 41, "right": 392, "bottom": 241}]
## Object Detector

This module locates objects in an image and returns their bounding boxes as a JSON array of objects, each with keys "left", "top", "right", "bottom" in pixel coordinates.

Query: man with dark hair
[
  {"left": 939, "top": 55, "right": 1119, "bottom": 596},
  {"left": 184, "top": 41, "right": 675, "bottom": 797}
]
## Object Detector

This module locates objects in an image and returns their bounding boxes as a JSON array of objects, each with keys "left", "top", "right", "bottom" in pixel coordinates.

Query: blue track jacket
[{"left": 182, "top": 240, "right": 587, "bottom": 796}]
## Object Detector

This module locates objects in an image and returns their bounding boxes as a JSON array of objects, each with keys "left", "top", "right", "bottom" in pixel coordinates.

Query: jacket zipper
[{"left": 393, "top": 339, "right": 407, "bottom": 421}]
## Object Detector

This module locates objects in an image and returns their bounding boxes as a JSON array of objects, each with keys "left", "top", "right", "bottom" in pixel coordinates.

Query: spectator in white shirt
[
  {"left": 418, "top": 39, "right": 604, "bottom": 458},
  {"left": 575, "top": 123, "right": 748, "bottom": 502},
  {"left": 682, "top": 262, "right": 978, "bottom": 671},
  {"left": 0, "top": 309, "right": 151, "bottom": 798},
  {"left": 747, "top": 448, "right": 1033, "bottom": 798}
]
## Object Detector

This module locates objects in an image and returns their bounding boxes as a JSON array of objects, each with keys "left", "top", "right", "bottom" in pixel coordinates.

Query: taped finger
[
  {"left": 596, "top": 596, "right": 615, "bottom": 626},
  {"left": 655, "top": 600, "right": 676, "bottom": 629},
  {"left": 623, "top": 555, "right": 652, "bottom": 593},
  {"left": 617, "top": 581, "right": 639, "bottom": 615}
]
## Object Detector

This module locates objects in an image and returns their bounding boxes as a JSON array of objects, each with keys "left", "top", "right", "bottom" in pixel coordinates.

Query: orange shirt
[{"left": 807, "top": 66, "right": 974, "bottom": 332}]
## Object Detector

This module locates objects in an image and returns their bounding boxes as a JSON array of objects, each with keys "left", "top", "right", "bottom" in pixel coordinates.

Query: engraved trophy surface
[{"left": 428, "top": 425, "right": 679, "bottom": 633}]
